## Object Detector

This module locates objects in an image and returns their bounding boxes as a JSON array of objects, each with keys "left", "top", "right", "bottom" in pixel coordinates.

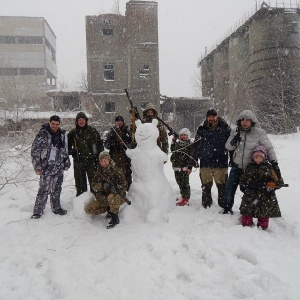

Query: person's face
[
  {"left": 77, "top": 118, "right": 87, "bottom": 127},
  {"left": 100, "top": 158, "right": 110, "bottom": 168},
  {"left": 115, "top": 120, "right": 124, "bottom": 128},
  {"left": 146, "top": 109, "right": 155, "bottom": 118},
  {"left": 241, "top": 118, "right": 252, "bottom": 129},
  {"left": 180, "top": 134, "right": 188, "bottom": 141},
  {"left": 207, "top": 115, "right": 218, "bottom": 125},
  {"left": 253, "top": 154, "right": 264, "bottom": 164},
  {"left": 49, "top": 120, "right": 60, "bottom": 132}
]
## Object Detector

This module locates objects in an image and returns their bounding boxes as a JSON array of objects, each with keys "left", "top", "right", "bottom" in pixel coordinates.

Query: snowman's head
[{"left": 135, "top": 119, "right": 159, "bottom": 148}]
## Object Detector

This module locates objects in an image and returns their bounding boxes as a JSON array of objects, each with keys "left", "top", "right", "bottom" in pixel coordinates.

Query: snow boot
[
  {"left": 222, "top": 208, "right": 233, "bottom": 215},
  {"left": 176, "top": 198, "right": 189, "bottom": 206},
  {"left": 202, "top": 183, "right": 213, "bottom": 208},
  {"left": 216, "top": 183, "right": 226, "bottom": 208},
  {"left": 106, "top": 212, "right": 120, "bottom": 229},
  {"left": 105, "top": 211, "right": 112, "bottom": 219},
  {"left": 53, "top": 208, "right": 67, "bottom": 215},
  {"left": 31, "top": 213, "right": 41, "bottom": 219}
]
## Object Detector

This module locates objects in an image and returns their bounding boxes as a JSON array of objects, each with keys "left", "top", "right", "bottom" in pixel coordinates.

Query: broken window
[
  {"left": 105, "top": 102, "right": 116, "bottom": 113},
  {"left": 104, "top": 64, "right": 115, "bottom": 81}
]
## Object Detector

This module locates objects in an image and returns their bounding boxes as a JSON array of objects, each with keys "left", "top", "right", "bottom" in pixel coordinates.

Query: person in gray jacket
[
  {"left": 223, "top": 110, "right": 284, "bottom": 214},
  {"left": 31, "top": 115, "right": 71, "bottom": 219}
]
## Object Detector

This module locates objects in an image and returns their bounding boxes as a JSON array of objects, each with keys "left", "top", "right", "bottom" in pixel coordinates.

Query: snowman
[{"left": 125, "top": 119, "right": 174, "bottom": 223}]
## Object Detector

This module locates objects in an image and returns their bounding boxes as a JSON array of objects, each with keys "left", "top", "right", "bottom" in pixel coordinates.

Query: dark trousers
[
  {"left": 33, "top": 172, "right": 64, "bottom": 215},
  {"left": 73, "top": 159, "right": 97, "bottom": 196},
  {"left": 224, "top": 166, "right": 244, "bottom": 210}
]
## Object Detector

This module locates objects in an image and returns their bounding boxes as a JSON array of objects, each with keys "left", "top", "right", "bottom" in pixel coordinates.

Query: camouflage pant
[
  {"left": 33, "top": 172, "right": 64, "bottom": 215},
  {"left": 174, "top": 171, "right": 190, "bottom": 199},
  {"left": 73, "top": 159, "right": 97, "bottom": 196},
  {"left": 84, "top": 193, "right": 125, "bottom": 215}
]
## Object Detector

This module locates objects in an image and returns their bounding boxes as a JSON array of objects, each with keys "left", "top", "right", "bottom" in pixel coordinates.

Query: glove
[
  {"left": 230, "top": 134, "right": 241, "bottom": 146},
  {"left": 270, "top": 160, "right": 284, "bottom": 186}
]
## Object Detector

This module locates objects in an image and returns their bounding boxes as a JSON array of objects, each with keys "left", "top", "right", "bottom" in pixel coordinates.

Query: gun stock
[{"left": 156, "top": 115, "right": 179, "bottom": 138}]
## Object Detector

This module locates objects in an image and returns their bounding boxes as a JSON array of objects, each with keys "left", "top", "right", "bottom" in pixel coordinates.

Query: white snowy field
[{"left": 0, "top": 133, "right": 300, "bottom": 300}]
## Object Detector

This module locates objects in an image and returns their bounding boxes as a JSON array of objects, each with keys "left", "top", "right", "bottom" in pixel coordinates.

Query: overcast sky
[{"left": 2, "top": 0, "right": 275, "bottom": 97}]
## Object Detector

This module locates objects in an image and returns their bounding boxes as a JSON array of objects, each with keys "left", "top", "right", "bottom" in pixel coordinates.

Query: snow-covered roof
[{"left": 0, "top": 110, "right": 91, "bottom": 123}]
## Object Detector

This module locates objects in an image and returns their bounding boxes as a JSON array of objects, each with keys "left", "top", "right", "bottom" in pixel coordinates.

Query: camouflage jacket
[
  {"left": 68, "top": 125, "right": 103, "bottom": 162},
  {"left": 91, "top": 160, "right": 127, "bottom": 196},
  {"left": 239, "top": 161, "right": 281, "bottom": 218},
  {"left": 31, "top": 124, "right": 71, "bottom": 175},
  {"left": 170, "top": 140, "right": 193, "bottom": 168}
]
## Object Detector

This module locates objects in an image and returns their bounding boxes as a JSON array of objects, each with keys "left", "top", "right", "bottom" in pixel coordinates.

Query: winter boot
[
  {"left": 105, "top": 211, "right": 112, "bottom": 219},
  {"left": 53, "top": 208, "right": 67, "bottom": 215},
  {"left": 241, "top": 215, "right": 254, "bottom": 227},
  {"left": 202, "top": 183, "right": 213, "bottom": 208},
  {"left": 257, "top": 217, "right": 269, "bottom": 230},
  {"left": 216, "top": 183, "right": 226, "bottom": 209},
  {"left": 106, "top": 212, "right": 120, "bottom": 229},
  {"left": 31, "top": 213, "right": 41, "bottom": 219},
  {"left": 176, "top": 198, "right": 189, "bottom": 206}
]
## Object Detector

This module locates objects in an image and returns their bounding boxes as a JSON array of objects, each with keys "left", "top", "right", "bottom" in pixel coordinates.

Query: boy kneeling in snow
[
  {"left": 84, "top": 151, "right": 127, "bottom": 229},
  {"left": 239, "top": 145, "right": 282, "bottom": 230}
]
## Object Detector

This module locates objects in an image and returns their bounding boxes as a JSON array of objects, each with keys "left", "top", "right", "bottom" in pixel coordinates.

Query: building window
[
  {"left": 104, "top": 64, "right": 115, "bottom": 81},
  {"left": 20, "top": 68, "right": 44, "bottom": 75},
  {"left": 0, "top": 68, "right": 18, "bottom": 76},
  {"left": 139, "top": 64, "right": 150, "bottom": 79},
  {"left": 105, "top": 102, "right": 116, "bottom": 113},
  {"left": 103, "top": 29, "right": 113, "bottom": 36},
  {"left": 47, "top": 70, "right": 56, "bottom": 86},
  {"left": 0, "top": 36, "right": 15, "bottom": 44},
  {"left": 17, "top": 36, "right": 43, "bottom": 44}
]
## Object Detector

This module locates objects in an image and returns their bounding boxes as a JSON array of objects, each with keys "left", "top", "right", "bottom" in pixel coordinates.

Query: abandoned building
[
  {"left": 85, "top": 0, "right": 160, "bottom": 129},
  {"left": 199, "top": 2, "right": 300, "bottom": 133},
  {"left": 0, "top": 16, "right": 57, "bottom": 110}
]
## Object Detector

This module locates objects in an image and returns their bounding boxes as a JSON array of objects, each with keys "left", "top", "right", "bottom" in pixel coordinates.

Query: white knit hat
[{"left": 179, "top": 128, "right": 191, "bottom": 139}]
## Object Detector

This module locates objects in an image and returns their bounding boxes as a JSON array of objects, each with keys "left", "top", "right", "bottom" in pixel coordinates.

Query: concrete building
[
  {"left": 0, "top": 16, "right": 57, "bottom": 110},
  {"left": 85, "top": 0, "right": 159, "bottom": 129},
  {"left": 199, "top": 3, "right": 300, "bottom": 133}
]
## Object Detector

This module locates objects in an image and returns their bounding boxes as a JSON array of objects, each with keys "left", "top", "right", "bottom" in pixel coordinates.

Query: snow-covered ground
[{"left": 0, "top": 133, "right": 299, "bottom": 300}]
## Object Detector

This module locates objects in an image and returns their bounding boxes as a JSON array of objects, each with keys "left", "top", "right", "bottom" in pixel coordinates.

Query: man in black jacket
[
  {"left": 68, "top": 112, "right": 104, "bottom": 196},
  {"left": 189, "top": 109, "right": 231, "bottom": 208}
]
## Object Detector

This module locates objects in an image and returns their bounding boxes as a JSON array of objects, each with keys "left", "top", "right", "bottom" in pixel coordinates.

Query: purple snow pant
[{"left": 33, "top": 172, "right": 64, "bottom": 215}]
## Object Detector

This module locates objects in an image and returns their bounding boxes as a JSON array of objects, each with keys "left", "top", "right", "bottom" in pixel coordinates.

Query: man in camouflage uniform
[
  {"left": 31, "top": 115, "right": 71, "bottom": 219},
  {"left": 68, "top": 112, "right": 104, "bottom": 196},
  {"left": 143, "top": 103, "right": 169, "bottom": 154},
  {"left": 104, "top": 115, "right": 135, "bottom": 190},
  {"left": 84, "top": 151, "right": 127, "bottom": 229}
]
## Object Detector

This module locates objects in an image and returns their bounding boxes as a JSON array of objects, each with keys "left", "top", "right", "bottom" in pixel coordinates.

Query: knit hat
[
  {"left": 143, "top": 102, "right": 157, "bottom": 116},
  {"left": 252, "top": 145, "right": 268, "bottom": 160},
  {"left": 179, "top": 128, "right": 191, "bottom": 139},
  {"left": 206, "top": 109, "right": 217, "bottom": 117},
  {"left": 76, "top": 112, "right": 88, "bottom": 122},
  {"left": 99, "top": 151, "right": 111, "bottom": 161},
  {"left": 115, "top": 115, "right": 124, "bottom": 122}
]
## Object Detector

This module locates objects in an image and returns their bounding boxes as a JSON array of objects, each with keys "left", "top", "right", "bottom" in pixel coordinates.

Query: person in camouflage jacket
[
  {"left": 68, "top": 112, "right": 104, "bottom": 196},
  {"left": 104, "top": 115, "right": 135, "bottom": 190},
  {"left": 31, "top": 115, "right": 71, "bottom": 219},
  {"left": 170, "top": 128, "right": 194, "bottom": 206},
  {"left": 143, "top": 103, "right": 169, "bottom": 154},
  {"left": 84, "top": 151, "right": 127, "bottom": 229},
  {"left": 239, "top": 145, "right": 281, "bottom": 229}
]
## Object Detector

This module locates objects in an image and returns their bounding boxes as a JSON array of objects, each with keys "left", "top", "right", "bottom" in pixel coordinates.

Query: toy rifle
[
  {"left": 99, "top": 172, "right": 131, "bottom": 205},
  {"left": 156, "top": 115, "right": 179, "bottom": 138},
  {"left": 124, "top": 89, "right": 142, "bottom": 144},
  {"left": 73, "top": 137, "right": 80, "bottom": 162}
]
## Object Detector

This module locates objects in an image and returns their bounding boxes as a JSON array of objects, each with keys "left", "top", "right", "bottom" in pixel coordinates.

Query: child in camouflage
[{"left": 170, "top": 128, "right": 194, "bottom": 206}]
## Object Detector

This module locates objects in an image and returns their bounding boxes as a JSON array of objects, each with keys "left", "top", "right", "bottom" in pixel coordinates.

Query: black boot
[
  {"left": 53, "top": 208, "right": 67, "bottom": 215},
  {"left": 216, "top": 183, "right": 226, "bottom": 208},
  {"left": 106, "top": 212, "right": 119, "bottom": 229},
  {"left": 202, "top": 183, "right": 213, "bottom": 208}
]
